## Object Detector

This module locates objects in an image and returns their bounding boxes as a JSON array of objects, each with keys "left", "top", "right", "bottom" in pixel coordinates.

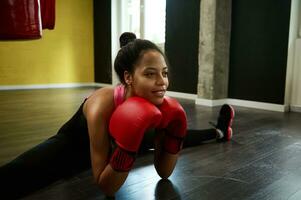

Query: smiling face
[{"left": 124, "top": 50, "right": 169, "bottom": 105}]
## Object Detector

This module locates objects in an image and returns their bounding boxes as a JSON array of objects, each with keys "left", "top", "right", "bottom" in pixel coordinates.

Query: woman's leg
[
  {"left": 183, "top": 128, "right": 217, "bottom": 148},
  {"left": 0, "top": 135, "right": 69, "bottom": 198},
  {"left": 141, "top": 104, "right": 235, "bottom": 152},
  {"left": 138, "top": 128, "right": 217, "bottom": 155},
  {"left": 0, "top": 131, "right": 90, "bottom": 199},
  {"left": 183, "top": 104, "right": 235, "bottom": 147},
  {"left": 0, "top": 104, "right": 90, "bottom": 199}
]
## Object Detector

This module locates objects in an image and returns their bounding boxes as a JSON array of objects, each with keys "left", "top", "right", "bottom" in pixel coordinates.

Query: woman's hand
[
  {"left": 109, "top": 96, "right": 162, "bottom": 171},
  {"left": 157, "top": 96, "right": 187, "bottom": 154}
]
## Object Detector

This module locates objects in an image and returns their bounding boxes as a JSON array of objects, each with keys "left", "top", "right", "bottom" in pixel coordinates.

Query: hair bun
[{"left": 119, "top": 32, "right": 137, "bottom": 48}]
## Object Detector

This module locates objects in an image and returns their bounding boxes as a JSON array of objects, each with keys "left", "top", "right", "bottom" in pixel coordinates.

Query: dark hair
[
  {"left": 114, "top": 34, "right": 167, "bottom": 84},
  {"left": 119, "top": 32, "right": 137, "bottom": 48}
]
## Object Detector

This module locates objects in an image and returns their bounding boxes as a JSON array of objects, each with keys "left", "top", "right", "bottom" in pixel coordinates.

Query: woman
[{"left": 0, "top": 33, "right": 234, "bottom": 199}]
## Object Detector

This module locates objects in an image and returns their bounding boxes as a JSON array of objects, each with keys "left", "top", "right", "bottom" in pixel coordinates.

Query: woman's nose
[{"left": 156, "top": 74, "right": 165, "bottom": 85}]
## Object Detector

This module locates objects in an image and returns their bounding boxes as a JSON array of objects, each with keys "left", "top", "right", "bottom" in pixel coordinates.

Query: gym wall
[
  {"left": 164, "top": 0, "right": 292, "bottom": 105},
  {"left": 229, "top": 0, "right": 291, "bottom": 104},
  {"left": 165, "top": 0, "right": 200, "bottom": 94},
  {"left": 93, "top": 0, "right": 112, "bottom": 84},
  {"left": 0, "top": 0, "right": 94, "bottom": 85}
]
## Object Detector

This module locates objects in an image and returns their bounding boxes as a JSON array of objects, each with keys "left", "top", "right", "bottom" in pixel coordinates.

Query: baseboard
[
  {"left": 195, "top": 98, "right": 227, "bottom": 106},
  {"left": 196, "top": 97, "right": 289, "bottom": 112},
  {"left": 0, "top": 83, "right": 108, "bottom": 90},
  {"left": 166, "top": 91, "right": 197, "bottom": 100},
  {"left": 290, "top": 105, "right": 301, "bottom": 112},
  {"left": 226, "top": 98, "right": 289, "bottom": 112},
  {"left": 1, "top": 84, "right": 297, "bottom": 113}
]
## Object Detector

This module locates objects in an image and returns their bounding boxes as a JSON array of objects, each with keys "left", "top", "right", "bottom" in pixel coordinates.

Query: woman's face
[{"left": 125, "top": 50, "right": 169, "bottom": 105}]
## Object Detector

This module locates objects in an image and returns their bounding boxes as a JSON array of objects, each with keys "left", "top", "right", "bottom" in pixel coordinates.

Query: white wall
[
  {"left": 111, "top": 0, "right": 119, "bottom": 86},
  {"left": 291, "top": 38, "right": 301, "bottom": 111},
  {"left": 286, "top": 0, "right": 301, "bottom": 112}
]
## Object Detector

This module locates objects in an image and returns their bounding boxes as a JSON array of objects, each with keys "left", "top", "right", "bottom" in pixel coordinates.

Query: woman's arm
[
  {"left": 154, "top": 130, "right": 179, "bottom": 178},
  {"left": 154, "top": 97, "right": 188, "bottom": 178},
  {"left": 83, "top": 87, "right": 129, "bottom": 197}
]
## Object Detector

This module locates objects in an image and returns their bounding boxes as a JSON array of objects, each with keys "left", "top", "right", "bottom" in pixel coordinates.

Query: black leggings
[
  {"left": 0, "top": 104, "right": 216, "bottom": 199},
  {"left": 0, "top": 102, "right": 91, "bottom": 199},
  {"left": 140, "top": 128, "right": 217, "bottom": 152}
]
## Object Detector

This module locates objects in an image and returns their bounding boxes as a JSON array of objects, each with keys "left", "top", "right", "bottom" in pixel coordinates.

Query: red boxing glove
[
  {"left": 157, "top": 96, "right": 187, "bottom": 154},
  {"left": 109, "top": 97, "right": 162, "bottom": 171}
]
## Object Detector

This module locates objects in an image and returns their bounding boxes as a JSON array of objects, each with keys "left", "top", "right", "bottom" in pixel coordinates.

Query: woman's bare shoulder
[{"left": 83, "top": 86, "right": 115, "bottom": 118}]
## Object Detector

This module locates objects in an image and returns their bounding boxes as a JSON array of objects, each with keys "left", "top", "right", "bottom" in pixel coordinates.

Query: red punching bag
[
  {"left": 40, "top": 0, "right": 55, "bottom": 29},
  {"left": 0, "top": 0, "right": 42, "bottom": 40}
]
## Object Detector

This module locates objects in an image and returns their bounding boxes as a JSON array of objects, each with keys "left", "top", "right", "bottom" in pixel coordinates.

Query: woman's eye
[
  {"left": 163, "top": 71, "right": 168, "bottom": 77},
  {"left": 145, "top": 73, "right": 155, "bottom": 77}
]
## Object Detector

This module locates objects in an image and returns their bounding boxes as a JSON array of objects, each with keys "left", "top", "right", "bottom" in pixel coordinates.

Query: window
[
  {"left": 113, "top": 0, "right": 166, "bottom": 44},
  {"left": 111, "top": 0, "right": 166, "bottom": 84},
  {"left": 143, "top": 0, "right": 166, "bottom": 44}
]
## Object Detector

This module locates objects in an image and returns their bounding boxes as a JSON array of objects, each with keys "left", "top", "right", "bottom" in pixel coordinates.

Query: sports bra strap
[{"left": 114, "top": 84, "right": 126, "bottom": 108}]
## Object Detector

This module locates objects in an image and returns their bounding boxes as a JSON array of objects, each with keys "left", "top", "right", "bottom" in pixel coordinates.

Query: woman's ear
[{"left": 124, "top": 71, "right": 133, "bottom": 86}]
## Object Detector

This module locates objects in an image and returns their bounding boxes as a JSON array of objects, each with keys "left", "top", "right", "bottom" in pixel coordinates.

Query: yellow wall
[{"left": 0, "top": 0, "right": 94, "bottom": 85}]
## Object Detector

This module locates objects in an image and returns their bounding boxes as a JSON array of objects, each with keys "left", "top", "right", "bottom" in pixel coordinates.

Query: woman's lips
[{"left": 152, "top": 90, "right": 166, "bottom": 97}]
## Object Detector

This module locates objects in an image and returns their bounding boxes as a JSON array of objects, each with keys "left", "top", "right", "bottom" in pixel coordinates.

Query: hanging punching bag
[
  {"left": 0, "top": 0, "right": 42, "bottom": 40},
  {"left": 40, "top": 0, "right": 55, "bottom": 29}
]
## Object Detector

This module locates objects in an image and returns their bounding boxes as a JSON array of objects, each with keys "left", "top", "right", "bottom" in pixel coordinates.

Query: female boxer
[{"left": 0, "top": 33, "right": 234, "bottom": 199}]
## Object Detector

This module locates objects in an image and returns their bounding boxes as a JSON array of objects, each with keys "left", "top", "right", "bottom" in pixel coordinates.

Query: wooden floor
[{"left": 1, "top": 87, "right": 301, "bottom": 200}]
